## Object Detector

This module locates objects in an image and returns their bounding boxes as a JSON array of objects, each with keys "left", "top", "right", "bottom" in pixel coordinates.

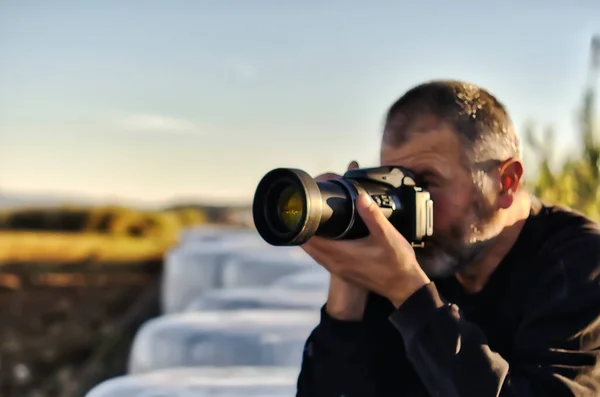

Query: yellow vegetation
[
  {"left": 0, "top": 232, "right": 169, "bottom": 264},
  {"left": 525, "top": 72, "right": 599, "bottom": 222},
  {"left": 0, "top": 206, "right": 209, "bottom": 264}
]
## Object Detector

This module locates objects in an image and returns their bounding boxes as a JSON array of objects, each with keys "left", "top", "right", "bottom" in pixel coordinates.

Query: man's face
[{"left": 381, "top": 116, "right": 499, "bottom": 278}]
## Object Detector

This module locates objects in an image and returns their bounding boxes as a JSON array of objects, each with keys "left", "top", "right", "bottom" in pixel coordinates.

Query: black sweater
[{"left": 296, "top": 199, "right": 600, "bottom": 396}]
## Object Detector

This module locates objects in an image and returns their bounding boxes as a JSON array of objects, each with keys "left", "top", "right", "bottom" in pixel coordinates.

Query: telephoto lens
[{"left": 252, "top": 166, "right": 434, "bottom": 247}]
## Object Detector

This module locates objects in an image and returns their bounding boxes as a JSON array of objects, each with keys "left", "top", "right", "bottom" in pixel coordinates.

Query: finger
[
  {"left": 302, "top": 236, "right": 337, "bottom": 253},
  {"left": 315, "top": 162, "right": 358, "bottom": 183},
  {"left": 300, "top": 236, "right": 330, "bottom": 253},
  {"left": 314, "top": 172, "right": 341, "bottom": 182},
  {"left": 356, "top": 193, "right": 390, "bottom": 239},
  {"left": 300, "top": 241, "right": 335, "bottom": 271}
]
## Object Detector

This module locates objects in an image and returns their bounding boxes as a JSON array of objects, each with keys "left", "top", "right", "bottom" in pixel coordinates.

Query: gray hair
[{"left": 384, "top": 80, "right": 521, "bottom": 171}]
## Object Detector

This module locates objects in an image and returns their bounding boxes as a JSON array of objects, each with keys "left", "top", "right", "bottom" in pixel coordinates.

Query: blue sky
[{"left": 1, "top": 1, "right": 599, "bottom": 205}]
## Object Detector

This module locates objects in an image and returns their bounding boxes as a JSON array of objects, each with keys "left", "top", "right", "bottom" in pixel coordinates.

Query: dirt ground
[{"left": 0, "top": 264, "right": 161, "bottom": 397}]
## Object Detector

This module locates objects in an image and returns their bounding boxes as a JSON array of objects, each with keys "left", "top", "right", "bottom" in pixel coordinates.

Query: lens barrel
[{"left": 252, "top": 168, "right": 357, "bottom": 246}]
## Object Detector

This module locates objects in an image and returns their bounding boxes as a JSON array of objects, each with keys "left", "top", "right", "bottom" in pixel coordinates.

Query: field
[
  {"left": 0, "top": 203, "right": 249, "bottom": 397},
  {"left": 0, "top": 204, "right": 254, "bottom": 264}
]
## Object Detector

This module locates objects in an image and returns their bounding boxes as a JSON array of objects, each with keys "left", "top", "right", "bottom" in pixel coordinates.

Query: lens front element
[{"left": 277, "top": 186, "right": 304, "bottom": 232}]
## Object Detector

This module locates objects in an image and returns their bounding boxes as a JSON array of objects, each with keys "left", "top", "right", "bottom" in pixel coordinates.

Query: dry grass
[
  {"left": 0, "top": 204, "right": 215, "bottom": 265},
  {"left": 0, "top": 232, "right": 172, "bottom": 264}
]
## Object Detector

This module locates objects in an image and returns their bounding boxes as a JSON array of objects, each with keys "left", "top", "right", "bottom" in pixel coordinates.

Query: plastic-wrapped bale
[
  {"left": 220, "top": 247, "right": 317, "bottom": 289},
  {"left": 270, "top": 267, "right": 330, "bottom": 291},
  {"left": 127, "top": 309, "right": 319, "bottom": 374},
  {"left": 161, "top": 236, "right": 269, "bottom": 313},
  {"left": 177, "top": 225, "right": 259, "bottom": 247},
  {"left": 85, "top": 366, "right": 299, "bottom": 397},
  {"left": 184, "top": 286, "right": 327, "bottom": 311}
]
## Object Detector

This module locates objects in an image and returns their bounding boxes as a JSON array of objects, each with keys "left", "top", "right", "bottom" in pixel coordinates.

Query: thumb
[{"left": 355, "top": 193, "right": 389, "bottom": 239}]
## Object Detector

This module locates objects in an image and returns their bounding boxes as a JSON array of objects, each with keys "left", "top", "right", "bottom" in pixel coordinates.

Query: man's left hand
[{"left": 301, "top": 192, "right": 431, "bottom": 308}]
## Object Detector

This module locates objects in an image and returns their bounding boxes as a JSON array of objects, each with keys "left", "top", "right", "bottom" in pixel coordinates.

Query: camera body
[
  {"left": 337, "top": 166, "right": 434, "bottom": 245},
  {"left": 252, "top": 165, "right": 434, "bottom": 247}
]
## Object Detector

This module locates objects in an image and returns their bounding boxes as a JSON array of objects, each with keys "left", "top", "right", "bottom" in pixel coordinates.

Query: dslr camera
[{"left": 252, "top": 166, "right": 434, "bottom": 247}]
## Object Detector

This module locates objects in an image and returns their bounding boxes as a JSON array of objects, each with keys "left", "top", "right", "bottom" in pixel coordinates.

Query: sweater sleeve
[
  {"left": 389, "top": 233, "right": 600, "bottom": 397},
  {"left": 295, "top": 305, "right": 381, "bottom": 397},
  {"left": 296, "top": 295, "right": 423, "bottom": 397}
]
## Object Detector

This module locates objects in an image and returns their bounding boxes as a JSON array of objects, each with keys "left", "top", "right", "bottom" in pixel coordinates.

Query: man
[{"left": 296, "top": 80, "right": 600, "bottom": 396}]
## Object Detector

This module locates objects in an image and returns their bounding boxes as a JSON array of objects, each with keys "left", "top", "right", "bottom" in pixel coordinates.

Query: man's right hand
[{"left": 304, "top": 161, "right": 369, "bottom": 321}]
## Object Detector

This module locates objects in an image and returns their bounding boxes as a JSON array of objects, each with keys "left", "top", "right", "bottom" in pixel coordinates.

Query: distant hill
[
  {"left": 165, "top": 202, "right": 253, "bottom": 227},
  {"left": 0, "top": 191, "right": 253, "bottom": 230}
]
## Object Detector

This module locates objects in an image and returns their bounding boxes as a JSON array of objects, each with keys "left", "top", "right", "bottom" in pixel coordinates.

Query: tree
[{"left": 525, "top": 36, "right": 600, "bottom": 221}]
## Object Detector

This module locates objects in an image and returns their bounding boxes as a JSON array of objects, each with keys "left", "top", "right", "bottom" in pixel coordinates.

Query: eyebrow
[
  {"left": 416, "top": 165, "right": 456, "bottom": 184},
  {"left": 418, "top": 170, "right": 437, "bottom": 178},
  {"left": 411, "top": 169, "right": 440, "bottom": 183}
]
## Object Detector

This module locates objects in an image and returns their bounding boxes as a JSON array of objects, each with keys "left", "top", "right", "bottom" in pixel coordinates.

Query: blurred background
[{"left": 1, "top": 1, "right": 599, "bottom": 396}]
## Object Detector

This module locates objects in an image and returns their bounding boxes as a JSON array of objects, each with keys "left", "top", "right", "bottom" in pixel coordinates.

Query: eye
[
  {"left": 421, "top": 179, "right": 436, "bottom": 189},
  {"left": 415, "top": 174, "right": 435, "bottom": 188},
  {"left": 413, "top": 170, "right": 443, "bottom": 189}
]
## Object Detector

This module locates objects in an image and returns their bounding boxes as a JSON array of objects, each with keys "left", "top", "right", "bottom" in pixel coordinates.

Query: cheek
[{"left": 430, "top": 188, "right": 471, "bottom": 234}]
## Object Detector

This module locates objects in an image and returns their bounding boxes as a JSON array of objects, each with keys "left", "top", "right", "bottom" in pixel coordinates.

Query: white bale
[
  {"left": 85, "top": 366, "right": 299, "bottom": 397},
  {"left": 270, "top": 268, "right": 330, "bottom": 291},
  {"left": 177, "top": 225, "right": 258, "bottom": 247},
  {"left": 184, "top": 286, "right": 327, "bottom": 312},
  {"left": 220, "top": 248, "right": 317, "bottom": 289},
  {"left": 128, "top": 310, "right": 319, "bottom": 375},
  {"left": 161, "top": 236, "right": 269, "bottom": 313}
]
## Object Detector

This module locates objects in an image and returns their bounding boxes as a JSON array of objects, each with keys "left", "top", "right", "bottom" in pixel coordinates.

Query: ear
[{"left": 497, "top": 158, "right": 524, "bottom": 209}]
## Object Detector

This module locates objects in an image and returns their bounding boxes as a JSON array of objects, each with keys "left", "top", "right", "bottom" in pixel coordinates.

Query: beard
[
  {"left": 416, "top": 190, "right": 500, "bottom": 279},
  {"left": 415, "top": 230, "right": 494, "bottom": 278}
]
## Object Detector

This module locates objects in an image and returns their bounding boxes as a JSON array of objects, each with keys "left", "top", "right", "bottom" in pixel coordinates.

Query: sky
[{"left": 1, "top": 1, "right": 599, "bottom": 206}]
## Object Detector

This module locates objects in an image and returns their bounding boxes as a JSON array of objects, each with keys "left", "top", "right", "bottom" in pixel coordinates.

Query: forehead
[{"left": 380, "top": 117, "right": 466, "bottom": 177}]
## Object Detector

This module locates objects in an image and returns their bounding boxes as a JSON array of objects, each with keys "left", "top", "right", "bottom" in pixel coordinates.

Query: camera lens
[
  {"left": 253, "top": 168, "right": 323, "bottom": 246},
  {"left": 277, "top": 186, "right": 304, "bottom": 232}
]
